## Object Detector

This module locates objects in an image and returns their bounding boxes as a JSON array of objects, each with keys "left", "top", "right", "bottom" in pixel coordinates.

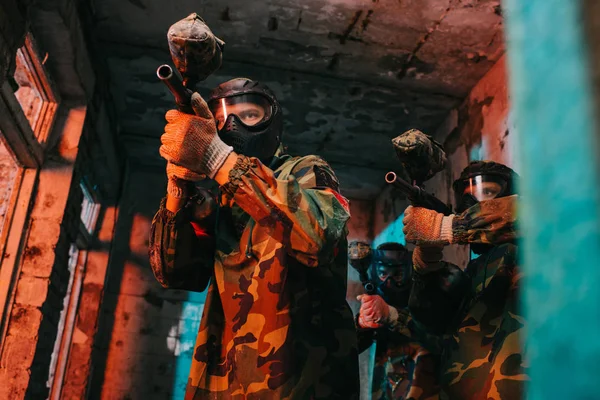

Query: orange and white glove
[
  {"left": 412, "top": 245, "right": 446, "bottom": 273},
  {"left": 356, "top": 294, "right": 399, "bottom": 329},
  {"left": 402, "top": 205, "right": 454, "bottom": 246},
  {"left": 160, "top": 92, "right": 233, "bottom": 185}
]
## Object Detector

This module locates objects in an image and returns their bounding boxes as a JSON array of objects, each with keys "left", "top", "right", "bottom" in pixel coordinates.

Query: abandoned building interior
[{"left": 0, "top": 0, "right": 599, "bottom": 399}]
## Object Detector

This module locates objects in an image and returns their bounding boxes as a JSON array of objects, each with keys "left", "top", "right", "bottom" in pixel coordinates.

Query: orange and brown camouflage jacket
[
  {"left": 394, "top": 195, "right": 527, "bottom": 400},
  {"left": 357, "top": 301, "right": 441, "bottom": 400},
  {"left": 149, "top": 150, "right": 359, "bottom": 400}
]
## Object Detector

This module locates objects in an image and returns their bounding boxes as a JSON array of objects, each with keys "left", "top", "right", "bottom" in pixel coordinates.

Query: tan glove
[
  {"left": 402, "top": 205, "right": 454, "bottom": 245},
  {"left": 412, "top": 245, "right": 446, "bottom": 273},
  {"left": 160, "top": 92, "right": 233, "bottom": 180},
  {"left": 166, "top": 162, "right": 204, "bottom": 198}
]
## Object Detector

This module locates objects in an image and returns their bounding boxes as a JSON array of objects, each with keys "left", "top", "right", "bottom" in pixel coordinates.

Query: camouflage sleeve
[
  {"left": 406, "top": 348, "right": 441, "bottom": 400},
  {"left": 452, "top": 195, "right": 518, "bottom": 244},
  {"left": 220, "top": 154, "right": 350, "bottom": 267},
  {"left": 390, "top": 308, "right": 444, "bottom": 354},
  {"left": 148, "top": 197, "right": 215, "bottom": 292}
]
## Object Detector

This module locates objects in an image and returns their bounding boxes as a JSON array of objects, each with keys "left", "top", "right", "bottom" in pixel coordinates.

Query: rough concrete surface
[{"left": 89, "top": 0, "right": 504, "bottom": 199}]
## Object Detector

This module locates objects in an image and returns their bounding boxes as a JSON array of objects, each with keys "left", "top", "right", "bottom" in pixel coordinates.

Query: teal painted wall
[
  {"left": 171, "top": 292, "right": 205, "bottom": 399},
  {"left": 504, "top": 0, "right": 600, "bottom": 397}
]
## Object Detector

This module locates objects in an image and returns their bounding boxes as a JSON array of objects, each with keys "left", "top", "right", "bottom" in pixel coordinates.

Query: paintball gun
[
  {"left": 157, "top": 13, "right": 225, "bottom": 113},
  {"left": 386, "top": 129, "right": 452, "bottom": 216}
]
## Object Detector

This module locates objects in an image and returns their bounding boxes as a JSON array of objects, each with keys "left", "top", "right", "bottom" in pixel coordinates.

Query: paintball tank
[
  {"left": 385, "top": 129, "right": 452, "bottom": 215},
  {"left": 157, "top": 13, "right": 225, "bottom": 114}
]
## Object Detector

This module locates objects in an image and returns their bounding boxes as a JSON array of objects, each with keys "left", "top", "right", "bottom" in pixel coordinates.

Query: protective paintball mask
[
  {"left": 369, "top": 245, "right": 413, "bottom": 308},
  {"left": 453, "top": 161, "right": 518, "bottom": 213},
  {"left": 452, "top": 161, "right": 518, "bottom": 254},
  {"left": 208, "top": 78, "right": 283, "bottom": 163}
]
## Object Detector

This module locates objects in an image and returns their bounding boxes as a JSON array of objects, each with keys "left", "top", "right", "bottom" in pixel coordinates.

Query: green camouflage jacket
[
  {"left": 149, "top": 150, "right": 359, "bottom": 400},
  {"left": 372, "top": 338, "right": 440, "bottom": 400},
  {"left": 357, "top": 309, "right": 440, "bottom": 400},
  {"left": 394, "top": 195, "right": 526, "bottom": 399}
]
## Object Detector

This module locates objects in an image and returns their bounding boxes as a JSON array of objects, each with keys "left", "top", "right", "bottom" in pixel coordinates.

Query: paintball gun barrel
[
  {"left": 385, "top": 172, "right": 452, "bottom": 216},
  {"left": 157, "top": 64, "right": 193, "bottom": 114},
  {"left": 360, "top": 274, "right": 375, "bottom": 295}
]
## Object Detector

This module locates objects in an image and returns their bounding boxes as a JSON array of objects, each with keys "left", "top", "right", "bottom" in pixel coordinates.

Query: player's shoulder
[
  {"left": 278, "top": 154, "right": 339, "bottom": 189},
  {"left": 286, "top": 154, "right": 333, "bottom": 174}
]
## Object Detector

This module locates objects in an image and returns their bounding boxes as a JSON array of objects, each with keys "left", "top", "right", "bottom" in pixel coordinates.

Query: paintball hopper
[
  {"left": 392, "top": 129, "right": 447, "bottom": 183},
  {"left": 349, "top": 241, "right": 372, "bottom": 273},
  {"left": 349, "top": 241, "right": 375, "bottom": 293},
  {"left": 167, "top": 13, "right": 225, "bottom": 87}
]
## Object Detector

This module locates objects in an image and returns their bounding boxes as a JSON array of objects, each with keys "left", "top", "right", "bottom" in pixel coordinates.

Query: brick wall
[
  {"left": 0, "top": 0, "right": 122, "bottom": 398},
  {"left": 90, "top": 166, "right": 187, "bottom": 399}
]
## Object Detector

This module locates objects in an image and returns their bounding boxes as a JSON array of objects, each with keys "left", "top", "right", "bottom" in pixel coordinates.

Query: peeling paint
[
  {"left": 327, "top": 53, "right": 340, "bottom": 70},
  {"left": 455, "top": 95, "right": 494, "bottom": 154},
  {"left": 359, "top": 10, "right": 374, "bottom": 34},
  {"left": 339, "top": 10, "right": 363, "bottom": 44},
  {"left": 220, "top": 7, "right": 231, "bottom": 21},
  {"left": 258, "top": 37, "right": 324, "bottom": 57},
  {"left": 268, "top": 16, "right": 278, "bottom": 31}
]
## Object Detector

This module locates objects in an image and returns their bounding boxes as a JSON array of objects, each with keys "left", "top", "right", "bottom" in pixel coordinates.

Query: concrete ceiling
[{"left": 90, "top": 0, "right": 504, "bottom": 199}]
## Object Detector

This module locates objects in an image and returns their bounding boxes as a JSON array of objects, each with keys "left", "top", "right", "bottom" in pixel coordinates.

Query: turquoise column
[
  {"left": 172, "top": 291, "right": 206, "bottom": 399},
  {"left": 503, "top": 0, "right": 600, "bottom": 398}
]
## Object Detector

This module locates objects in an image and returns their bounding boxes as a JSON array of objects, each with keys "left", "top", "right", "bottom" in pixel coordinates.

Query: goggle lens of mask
[
  {"left": 208, "top": 93, "right": 273, "bottom": 130},
  {"left": 459, "top": 175, "right": 508, "bottom": 202},
  {"left": 376, "top": 263, "right": 407, "bottom": 284}
]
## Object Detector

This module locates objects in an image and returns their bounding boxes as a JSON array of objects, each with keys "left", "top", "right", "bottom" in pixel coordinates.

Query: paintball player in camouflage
[
  {"left": 359, "top": 161, "right": 526, "bottom": 400},
  {"left": 353, "top": 242, "right": 441, "bottom": 400},
  {"left": 148, "top": 78, "right": 359, "bottom": 399}
]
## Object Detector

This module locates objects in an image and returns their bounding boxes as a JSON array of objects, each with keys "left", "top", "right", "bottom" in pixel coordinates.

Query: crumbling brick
[
  {"left": 15, "top": 276, "right": 49, "bottom": 307},
  {"left": 6, "top": 306, "right": 43, "bottom": 339}
]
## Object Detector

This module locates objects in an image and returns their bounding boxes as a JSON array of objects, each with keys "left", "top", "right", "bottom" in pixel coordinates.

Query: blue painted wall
[
  {"left": 373, "top": 211, "right": 406, "bottom": 248},
  {"left": 503, "top": 0, "right": 600, "bottom": 398},
  {"left": 171, "top": 291, "right": 206, "bottom": 399}
]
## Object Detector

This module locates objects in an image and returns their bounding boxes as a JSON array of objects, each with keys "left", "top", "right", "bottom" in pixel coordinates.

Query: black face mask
[
  {"left": 219, "top": 112, "right": 282, "bottom": 162},
  {"left": 370, "top": 262, "right": 412, "bottom": 309},
  {"left": 376, "top": 278, "right": 411, "bottom": 309}
]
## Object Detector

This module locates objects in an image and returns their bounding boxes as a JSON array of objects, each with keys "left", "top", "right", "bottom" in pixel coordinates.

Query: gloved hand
[
  {"left": 166, "top": 162, "right": 204, "bottom": 198},
  {"left": 356, "top": 294, "right": 398, "bottom": 329},
  {"left": 160, "top": 92, "right": 233, "bottom": 180},
  {"left": 402, "top": 205, "right": 454, "bottom": 245},
  {"left": 357, "top": 312, "right": 381, "bottom": 329},
  {"left": 413, "top": 245, "right": 446, "bottom": 273}
]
